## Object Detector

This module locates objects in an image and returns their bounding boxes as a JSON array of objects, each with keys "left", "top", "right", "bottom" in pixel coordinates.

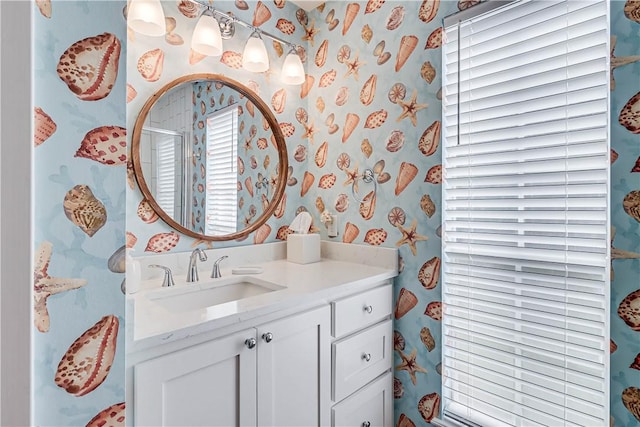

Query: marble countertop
[{"left": 127, "top": 242, "right": 398, "bottom": 353}]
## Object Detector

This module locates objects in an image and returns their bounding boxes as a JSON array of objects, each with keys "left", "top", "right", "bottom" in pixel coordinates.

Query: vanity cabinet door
[
  {"left": 256, "top": 305, "right": 331, "bottom": 427},
  {"left": 134, "top": 328, "right": 257, "bottom": 427}
]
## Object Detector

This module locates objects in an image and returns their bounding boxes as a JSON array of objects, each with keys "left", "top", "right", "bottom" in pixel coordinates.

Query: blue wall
[{"left": 32, "top": 1, "right": 126, "bottom": 425}]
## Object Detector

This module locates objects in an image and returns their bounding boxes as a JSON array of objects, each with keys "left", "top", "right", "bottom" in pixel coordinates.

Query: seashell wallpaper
[
  {"left": 610, "top": 2, "right": 640, "bottom": 425},
  {"left": 303, "top": 1, "right": 456, "bottom": 423},
  {"left": 29, "top": 0, "right": 638, "bottom": 425},
  {"left": 127, "top": 0, "right": 308, "bottom": 253},
  {"left": 32, "top": 1, "right": 126, "bottom": 425}
]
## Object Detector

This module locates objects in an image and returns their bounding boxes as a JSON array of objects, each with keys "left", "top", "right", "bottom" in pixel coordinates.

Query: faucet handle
[
  {"left": 149, "top": 264, "right": 176, "bottom": 287},
  {"left": 211, "top": 256, "right": 228, "bottom": 279}
]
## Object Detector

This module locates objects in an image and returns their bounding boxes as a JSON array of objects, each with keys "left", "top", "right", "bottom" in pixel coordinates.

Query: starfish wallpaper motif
[
  {"left": 33, "top": 241, "right": 87, "bottom": 333},
  {"left": 396, "top": 219, "right": 428, "bottom": 257},
  {"left": 396, "top": 89, "right": 427, "bottom": 127},
  {"left": 396, "top": 348, "right": 428, "bottom": 386}
]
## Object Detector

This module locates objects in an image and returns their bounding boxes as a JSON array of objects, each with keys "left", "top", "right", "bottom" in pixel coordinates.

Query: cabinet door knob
[
  {"left": 363, "top": 305, "right": 373, "bottom": 314},
  {"left": 262, "top": 332, "right": 273, "bottom": 343},
  {"left": 362, "top": 421, "right": 371, "bottom": 427},
  {"left": 245, "top": 338, "right": 256, "bottom": 349},
  {"left": 362, "top": 353, "right": 372, "bottom": 362}
]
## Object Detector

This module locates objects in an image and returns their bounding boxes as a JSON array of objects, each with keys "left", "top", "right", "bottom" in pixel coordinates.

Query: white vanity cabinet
[
  {"left": 134, "top": 328, "right": 257, "bottom": 426},
  {"left": 256, "top": 306, "right": 331, "bottom": 427},
  {"left": 331, "top": 283, "right": 394, "bottom": 427},
  {"left": 133, "top": 305, "right": 330, "bottom": 427}
]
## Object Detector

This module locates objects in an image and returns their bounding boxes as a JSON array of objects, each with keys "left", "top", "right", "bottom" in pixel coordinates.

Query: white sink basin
[{"left": 147, "top": 276, "right": 286, "bottom": 312}]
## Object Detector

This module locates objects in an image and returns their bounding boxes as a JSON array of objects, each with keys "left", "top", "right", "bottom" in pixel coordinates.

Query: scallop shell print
[
  {"left": 57, "top": 33, "right": 121, "bottom": 101},
  {"left": 63, "top": 185, "right": 107, "bottom": 237},
  {"left": 75, "top": 125, "right": 127, "bottom": 165},
  {"left": 55, "top": 315, "right": 119, "bottom": 396}
]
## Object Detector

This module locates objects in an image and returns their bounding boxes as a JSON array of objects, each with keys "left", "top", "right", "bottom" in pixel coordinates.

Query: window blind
[
  {"left": 205, "top": 105, "right": 238, "bottom": 235},
  {"left": 441, "top": 1, "right": 610, "bottom": 426}
]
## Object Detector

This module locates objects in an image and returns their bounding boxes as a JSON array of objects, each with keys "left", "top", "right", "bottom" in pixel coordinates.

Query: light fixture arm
[{"left": 191, "top": 1, "right": 299, "bottom": 52}]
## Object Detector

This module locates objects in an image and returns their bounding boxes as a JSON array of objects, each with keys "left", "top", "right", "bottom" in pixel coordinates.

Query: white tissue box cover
[{"left": 287, "top": 233, "right": 321, "bottom": 264}]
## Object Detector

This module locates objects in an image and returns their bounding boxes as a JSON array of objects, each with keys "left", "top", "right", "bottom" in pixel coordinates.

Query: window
[
  {"left": 205, "top": 104, "right": 238, "bottom": 235},
  {"left": 440, "top": 1, "right": 610, "bottom": 426}
]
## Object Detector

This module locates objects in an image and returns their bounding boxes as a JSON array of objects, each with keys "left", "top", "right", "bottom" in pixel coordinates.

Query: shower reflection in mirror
[{"left": 140, "top": 81, "right": 240, "bottom": 236}]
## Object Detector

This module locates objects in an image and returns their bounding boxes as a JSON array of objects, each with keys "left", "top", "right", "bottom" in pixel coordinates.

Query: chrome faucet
[
  {"left": 187, "top": 248, "right": 208, "bottom": 282},
  {"left": 211, "top": 256, "right": 228, "bottom": 279},
  {"left": 149, "top": 265, "right": 175, "bottom": 287}
]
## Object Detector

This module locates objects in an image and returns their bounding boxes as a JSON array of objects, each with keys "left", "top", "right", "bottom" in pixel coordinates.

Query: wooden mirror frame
[{"left": 131, "top": 73, "right": 288, "bottom": 241}]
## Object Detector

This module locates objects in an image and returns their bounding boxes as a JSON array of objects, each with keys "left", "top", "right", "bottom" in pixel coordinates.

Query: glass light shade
[
  {"left": 127, "top": 0, "right": 166, "bottom": 37},
  {"left": 281, "top": 50, "right": 305, "bottom": 85},
  {"left": 191, "top": 14, "right": 223, "bottom": 57},
  {"left": 242, "top": 32, "right": 269, "bottom": 73}
]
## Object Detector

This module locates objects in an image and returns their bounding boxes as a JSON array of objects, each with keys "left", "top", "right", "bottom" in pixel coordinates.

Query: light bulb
[
  {"left": 127, "top": 0, "right": 166, "bottom": 37},
  {"left": 281, "top": 48, "right": 305, "bottom": 85},
  {"left": 191, "top": 12, "right": 223, "bottom": 57},
  {"left": 242, "top": 30, "right": 269, "bottom": 73}
]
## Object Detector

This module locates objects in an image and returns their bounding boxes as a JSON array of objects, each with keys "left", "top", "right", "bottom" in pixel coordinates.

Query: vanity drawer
[
  {"left": 332, "top": 319, "right": 392, "bottom": 402},
  {"left": 332, "top": 284, "right": 392, "bottom": 338},
  {"left": 332, "top": 371, "right": 393, "bottom": 427}
]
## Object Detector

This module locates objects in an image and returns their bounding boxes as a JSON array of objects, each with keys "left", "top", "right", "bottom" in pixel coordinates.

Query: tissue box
[{"left": 287, "top": 233, "right": 321, "bottom": 264}]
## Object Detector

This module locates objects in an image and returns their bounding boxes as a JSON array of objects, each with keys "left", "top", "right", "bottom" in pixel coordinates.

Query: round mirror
[{"left": 131, "top": 73, "right": 288, "bottom": 241}]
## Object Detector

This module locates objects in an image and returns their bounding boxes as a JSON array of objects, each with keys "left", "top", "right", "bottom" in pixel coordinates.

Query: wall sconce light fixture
[
  {"left": 127, "top": 0, "right": 167, "bottom": 37},
  {"left": 128, "top": 0, "right": 306, "bottom": 85},
  {"left": 191, "top": 10, "right": 223, "bottom": 57},
  {"left": 281, "top": 47, "right": 306, "bottom": 85},
  {"left": 242, "top": 29, "right": 270, "bottom": 73}
]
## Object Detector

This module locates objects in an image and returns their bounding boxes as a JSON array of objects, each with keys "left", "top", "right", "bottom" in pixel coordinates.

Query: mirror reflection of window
[{"left": 205, "top": 104, "right": 238, "bottom": 235}]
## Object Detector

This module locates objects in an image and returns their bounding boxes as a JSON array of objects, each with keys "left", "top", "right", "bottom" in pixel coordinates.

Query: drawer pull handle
[
  {"left": 362, "top": 422, "right": 371, "bottom": 427},
  {"left": 362, "top": 353, "right": 372, "bottom": 362},
  {"left": 262, "top": 332, "right": 273, "bottom": 343},
  {"left": 363, "top": 305, "right": 373, "bottom": 314},
  {"left": 245, "top": 338, "right": 256, "bottom": 349}
]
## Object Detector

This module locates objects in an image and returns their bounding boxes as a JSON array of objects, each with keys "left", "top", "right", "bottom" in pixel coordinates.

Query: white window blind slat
[
  {"left": 441, "top": 1, "right": 609, "bottom": 425},
  {"left": 205, "top": 106, "right": 238, "bottom": 235}
]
